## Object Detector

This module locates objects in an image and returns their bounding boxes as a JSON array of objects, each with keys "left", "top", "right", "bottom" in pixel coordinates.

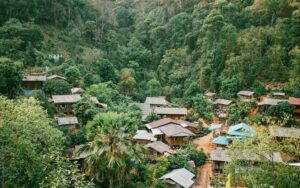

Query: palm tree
[{"left": 84, "top": 112, "right": 143, "bottom": 188}]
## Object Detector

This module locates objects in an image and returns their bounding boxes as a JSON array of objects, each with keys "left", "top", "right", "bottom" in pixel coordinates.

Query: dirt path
[{"left": 193, "top": 132, "right": 215, "bottom": 188}]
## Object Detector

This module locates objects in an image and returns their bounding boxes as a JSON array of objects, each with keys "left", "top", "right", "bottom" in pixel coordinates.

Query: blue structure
[
  {"left": 212, "top": 136, "right": 229, "bottom": 145},
  {"left": 228, "top": 123, "right": 255, "bottom": 137},
  {"left": 209, "top": 123, "right": 222, "bottom": 130}
]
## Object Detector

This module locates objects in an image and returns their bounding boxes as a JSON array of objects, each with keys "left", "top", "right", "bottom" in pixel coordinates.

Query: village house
[
  {"left": 133, "top": 130, "right": 157, "bottom": 145},
  {"left": 129, "top": 102, "right": 152, "bottom": 121},
  {"left": 272, "top": 92, "right": 286, "bottom": 99},
  {"left": 269, "top": 127, "right": 300, "bottom": 140},
  {"left": 210, "top": 148, "right": 283, "bottom": 175},
  {"left": 203, "top": 92, "right": 216, "bottom": 100},
  {"left": 237, "top": 90, "right": 255, "bottom": 102},
  {"left": 213, "top": 99, "right": 233, "bottom": 119},
  {"left": 160, "top": 168, "right": 195, "bottom": 188},
  {"left": 22, "top": 75, "right": 47, "bottom": 91},
  {"left": 72, "top": 144, "right": 93, "bottom": 170},
  {"left": 209, "top": 123, "right": 223, "bottom": 137},
  {"left": 159, "top": 124, "right": 195, "bottom": 148},
  {"left": 144, "top": 141, "right": 174, "bottom": 159},
  {"left": 145, "top": 96, "right": 170, "bottom": 108},
  {"left": 288, "top": 97, "right": 300, "bottom": 114},
  {"left": 154, "top": 107, "right": 188, "bottom": 120},
  {"left": 258, "top": 98, "right": 288, "bottom": 112},
  {"left": 46, "top": 74, "right": 66, "bottom": 80},
  {"left": 212, "top": 123, "right": 255, "bottom": 147},
  {"left": 52, "top": 94, "right": 81, "bottom": 114},
  {"left": 145, "top": 118, "right": 197, "bottom": 140},
  {"left": 57, "top": 116, "right": 79, "bottom": 129}
]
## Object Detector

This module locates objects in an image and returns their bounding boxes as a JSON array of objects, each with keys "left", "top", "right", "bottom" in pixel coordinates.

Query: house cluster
[
  {"left": 23, "top": 74, "right": 107, "bottom": 130},
  {"left": 207, "top": 90, "right": 300, "bottom": 120},
  {"left": 131, "top": 97, "right": 198, "bottom": 187},
  {"left": 130, "top": 96, "right": 188, "bottom": 121}
]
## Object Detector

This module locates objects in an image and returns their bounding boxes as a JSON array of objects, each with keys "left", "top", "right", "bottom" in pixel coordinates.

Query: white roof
[
  {"left": 23, "top": 75, "right": 47, "bottom": 82},
  {"left": 213, "top": 99, "right": 232, "bottom": 105},
  {"left": 133, "top": 130, "right": 157, "bottom": 141},
  {"left": 52, "top": 94, "right": 81, "bottom": 104},
  {"left": 145, "top": 96, "right": 169, "bottom": 105},
  {"left": 258, "top": 98, "right": 288, "bottom": 106},
  {"left": 57, "top": 116, "right": 78, "bottom": 126},
  {"left": 47, "top": 75, "right": 66, "bottom": 80},
  {"left": 160, "top": 168, "right": 195, "bottom": 188},
  {"left": 71, "top": 87, "right": 85, "bottom": 94},
  {"left": 154, "top": 107, "right": 188, "bottom": 115},
  {"left": 237, "top": 90, "right": 254, "bottom": 96}
]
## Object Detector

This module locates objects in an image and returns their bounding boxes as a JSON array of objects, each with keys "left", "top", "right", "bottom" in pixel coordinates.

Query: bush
[
  {"left": 43, "top": 79, "right": 71, "bottom": 95},
  {"left": 267, "top": 102, "right": 295, "bottom": 118}
]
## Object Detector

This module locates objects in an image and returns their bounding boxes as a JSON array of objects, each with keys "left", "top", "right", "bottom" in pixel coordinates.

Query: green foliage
[
  {"left": 220, "top": 77, "right": 239, "bottom": 98},
  {"left": 251, "top": 80, "right": 267, "bottom": 96},
  {"left": 145, "top": 79, "right": 162, "bottom": 97},
  {"left": 118, "top": 68, "right": 137, "bottom": 96},
  {"left": 167, "top": 144, "right": 206, "bottom": 172},
  {"left": 0, "top": 57, "right": 22, "bottom": 98},
  {"left": 64, "top": 66, "right": 81, "bottom": 86},
  {"left": 145, "top": 112, "right": 161, "bottom": 123},
  {"left": 43, "top": 79, "right": 71, "bottom": 95},
  {"left": 185, "top": 95, "right": 213, "bottom": 121},
  {"left": 32, "top": 90, "right": 55, "bottom": 117},
  {"left": 0, "top": 97, "right": 64, "bottom": 187},
  {"left": 267, "top": 102, "right": 295, "bottom": 118},
  {"left": 228, "top": 102, "right": 252, "bottom": 124}
]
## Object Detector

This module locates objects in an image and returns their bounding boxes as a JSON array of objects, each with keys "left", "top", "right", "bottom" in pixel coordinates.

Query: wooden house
[
  {"left": 47, "top": 75, "right": 66, "bottom": 80},
  {"left": 237, "top": 90, "right": 255, "bottom": 102},
  {"left": 154, "top": 107, "right": 187, "bottom": 120},
  {"left": 269, "top": 127, "right": 300, "bottom": 140},
  {"left": 145, "top": 118, "right": 197, "bottom": 140},
  {"left": 22, "top": 75, "right": 46, "bottom": 90},
  {"left": 145, "top": 96, "right": 170, "bottom": 108},
  {"left": 210, "top": 148, "right": 283, "bottom": 175},
  {"left": 133, "top": 130, "right": 157, "bottom": 145},
  {"left": 159, "top": 124, "right": 195, "bottom": 148},
  {"left": 213, "top": 99, "right": 233, "bottom": 119},
  {"left": 160, "top": 168, "right": 195, "bottom": 188},
  {"left": 144, "top": 141, "right": 173, "bottom": 158},
  {"left": 57, "top": 116, "right": 78, "bottom": 129},
  {"left": 289, "top": 97, "right": 300, "bottom": 114},
  {"left": 258, "top": 98, "right": 288, "bottom": 112},
  {"left": 52, "top": 94, "right": 81, "bottom": 114},
  {"left": 204, "top": 92, "right": 216, "bottom": 100}
]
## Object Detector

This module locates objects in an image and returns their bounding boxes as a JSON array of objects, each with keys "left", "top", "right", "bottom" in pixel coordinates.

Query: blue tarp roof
[
  {"left": 209, "top": 123, "right": 222, "bottom": 130},
  {"left": 228, "top": 123, "right": 255, "bottom": 137},
  {"left": 23, "top": 89, "right": 34, "bottom": 96},
  {"left": 212, "top": 136, "right": 229, "bottom": 145}
]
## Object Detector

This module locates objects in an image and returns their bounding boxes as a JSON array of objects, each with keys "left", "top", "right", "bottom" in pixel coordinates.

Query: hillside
[{"left": 0, "top": 0, "right": 300, "bottom": 187}]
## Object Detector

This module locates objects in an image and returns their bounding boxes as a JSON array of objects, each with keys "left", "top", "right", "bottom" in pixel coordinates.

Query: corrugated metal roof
[
  {"left": 289, "top": 97, "right": 300, "bottom": 105},
  {"left": 23, "top": 75, "right": 47, "bottom": 82},
  {"left": 273, "top": 92, "right": 285, "bottom": 96},
  {"left": 57, "top": 116, "right": 78, "bottom": 126},
  {"left": 129, "top": 103, "right": 152, "bottom": 120},
  {"left": 160, "top": 168, "right": 195, "bottom": 188},
  {"left": 210, "top": 148, "right": 283, "bottom": 163},
  {"left": 213, "top": 99, "right": 232, "bottom": 105},
  {"left": 209, "top": 123, "right": 222, "bottom": 130},
  {"left": 52, "top": 94, "right": 81, "bottom": 104},
  {"left": 145, "top": 96, "right": 169, "bottom": 105},
  {"left": 159, "top": 124, "right": 195, "bottom": 137},
  {"left": 228, "top": 123, "right": 255, "bottom": 137},
  {"left": 237, "top": 90, "right": 254, "bottom": 96},
  {"left": 204, "top": 92, "right": 216, "bottom": 97},
  {"left": 133, "top": 130, "right": 157, "bottom": 141},
  {"left": 47, "top": 75, "right": 66, "bottom": 80},
  {"left": 258, "top": 98, "right": 288, "bottom": 106},
  {"left": 144, "top": 141, "right": 170, "bottom": 153},
  {"left": 269, "top": 127, "right": 300, "bottom": 138},
  {"left": 212, "top": 136, "right": 229, "bottom": 145},
  {"left": 154, "top": 107, "right": 187, "bottom": 115},
  {"left": 146, "top": 118, "right": 195, "bottom": 129}
]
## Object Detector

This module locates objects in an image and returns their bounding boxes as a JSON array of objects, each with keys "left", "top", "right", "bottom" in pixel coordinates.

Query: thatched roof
[{"left": 154, "top": 107, "right": 187, "bottom": 115}]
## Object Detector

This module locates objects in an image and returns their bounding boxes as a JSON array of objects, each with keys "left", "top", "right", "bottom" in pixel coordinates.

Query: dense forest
[{"left": 0, "top": 0, "right": 300, "bottom": 187}]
